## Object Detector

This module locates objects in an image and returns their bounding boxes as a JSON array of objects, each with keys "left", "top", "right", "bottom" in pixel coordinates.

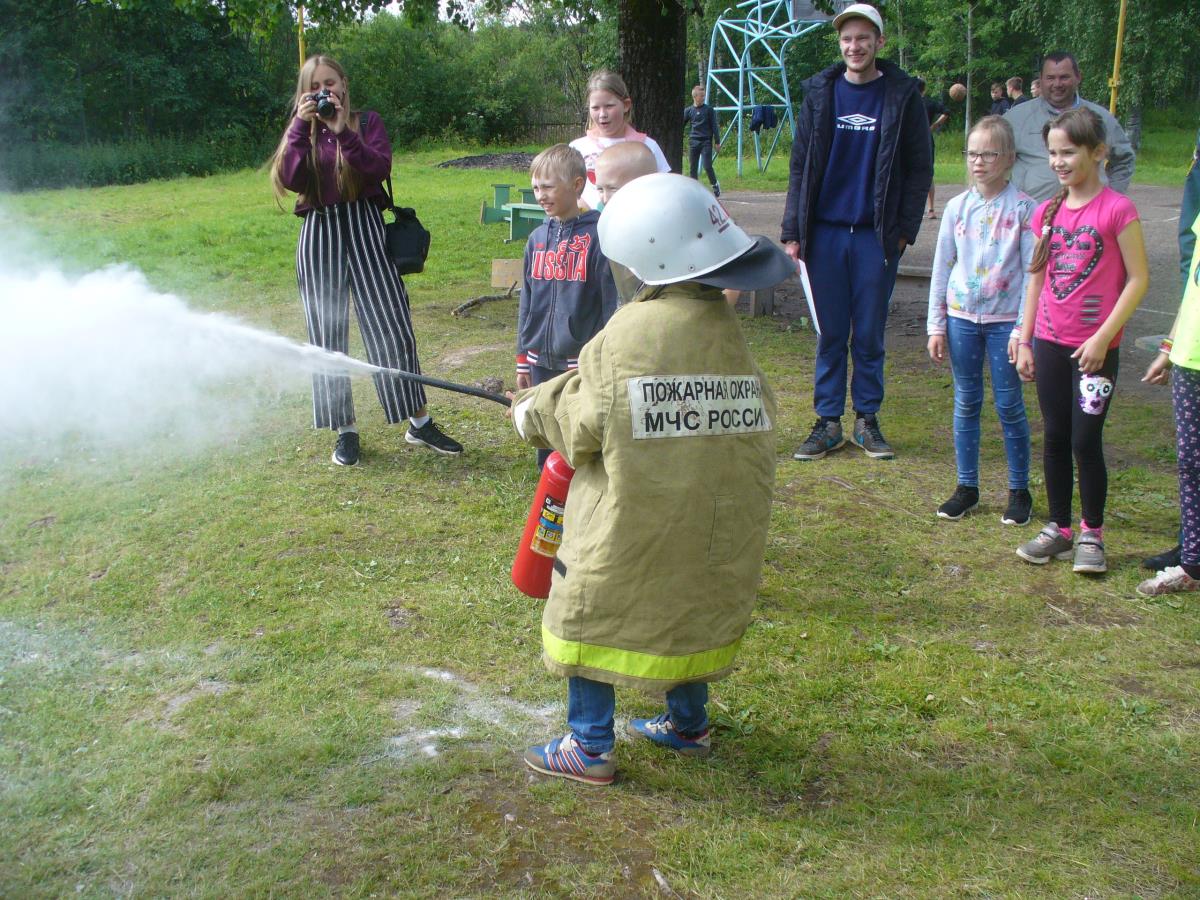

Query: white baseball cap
[{"left": 832, "top": 3, "right": 884, "bottom": 35}]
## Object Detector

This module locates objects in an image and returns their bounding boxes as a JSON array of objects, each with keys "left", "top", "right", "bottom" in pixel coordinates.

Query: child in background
[
  {"left": 509, "top": 174, "right": 792, "bottom": 785},
  {"left": 516, "top": 144, "right": 618, "bottom": 468},
  {"left": 594, "top": 141, "right": 660, "bottom": 305},
  {"left": 596, "top": 142, "right": 744, "bottom": 308},
  {"left": 927, "top": 116, "right": 1035, "bottom": 525},
  {"left": 1137, "top": 126, "right": 1200, "bottom": 596},
  {"left": 1014, "top": 107, "right": 1149, "bottom": 573},
  {"left": 684, "top": 84, "right": 721, "bottom": 197},
  {"left": 570, "top": 71, "right": 671, "bottom": 211}
]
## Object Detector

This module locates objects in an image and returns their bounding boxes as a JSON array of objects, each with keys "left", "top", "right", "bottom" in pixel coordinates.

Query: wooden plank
[{"left": 491, "top": 258, "right": 524, "bottom": 289}]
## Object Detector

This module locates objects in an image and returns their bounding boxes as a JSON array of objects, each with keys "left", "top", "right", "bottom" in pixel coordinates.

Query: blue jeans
[
  {"left": 567, "top": 676, "right": 709, "bottom": 755},
  {"left": 946, "top": 316, "right": 1030, "bottom": 489},
  {"left": 807, "top": 223, "right": 901, "bottom": 418}
]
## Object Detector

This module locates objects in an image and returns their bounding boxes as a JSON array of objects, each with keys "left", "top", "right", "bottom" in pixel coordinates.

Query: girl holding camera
[{"left": 269, "top": 55, "right": 461, "bottom": 466}]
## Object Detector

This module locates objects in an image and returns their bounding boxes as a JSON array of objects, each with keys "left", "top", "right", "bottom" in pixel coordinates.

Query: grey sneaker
[
  {"left": 1016, "top": 523, "right": 1074, "bottom": 564},
  {"left": 793, "top": 418, "right": 845, "bottom": 460},
  {"left": 852, "top": 414, "right": 894, "bottom": 459},
  {"left": 1073, "top": 532, "right": 1107, "bottom": 574}
]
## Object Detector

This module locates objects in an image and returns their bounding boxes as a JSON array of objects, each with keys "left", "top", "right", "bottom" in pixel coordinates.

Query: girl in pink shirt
[{"left": 1013, "top": 108, "right": 1149, "bottom": 574}]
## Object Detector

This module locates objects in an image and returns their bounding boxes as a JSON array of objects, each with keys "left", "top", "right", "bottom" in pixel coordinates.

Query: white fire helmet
[{"left": 597, "top": 173, "right": 795, "bottom": 290}]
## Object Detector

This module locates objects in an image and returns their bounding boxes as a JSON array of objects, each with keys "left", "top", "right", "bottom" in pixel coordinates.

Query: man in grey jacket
[{"left": 1005, "top": 51, "right": 1135, "bottom": 202}]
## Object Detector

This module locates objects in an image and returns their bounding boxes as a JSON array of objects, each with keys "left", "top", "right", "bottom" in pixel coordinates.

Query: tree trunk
[{"left": 618, "top": 0, "right": 687, "bottom": 173}]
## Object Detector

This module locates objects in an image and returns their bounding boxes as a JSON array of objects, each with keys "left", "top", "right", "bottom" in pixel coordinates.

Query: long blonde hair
[
  {"left": 1029, "top": 107, "right": 1107, "bottom": 273},
  {"left": 269, "top": 55, "right": 364, "bottom": 206},
  {"left": 584, "top": 70, "right": 635, "bottom": 133}
]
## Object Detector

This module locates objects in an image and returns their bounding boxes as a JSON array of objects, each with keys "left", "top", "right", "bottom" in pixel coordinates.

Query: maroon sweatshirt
[{"left": 279, "top": 110, "right": 391, "bottom": 216}]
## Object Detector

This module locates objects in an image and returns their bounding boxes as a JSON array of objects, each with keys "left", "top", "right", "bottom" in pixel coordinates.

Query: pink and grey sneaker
[
  {"left": 523, "top": 733, "right": 615, "bottom": 785},
  {"left": 1016, "top": 523, "right": 1074, "bottom": 564},
  {"left": 1136, "top": 566, "right": 1200, "bottom": 597},
  {"left": 626, "top": 714, "right": 712, "bottom": 757}
]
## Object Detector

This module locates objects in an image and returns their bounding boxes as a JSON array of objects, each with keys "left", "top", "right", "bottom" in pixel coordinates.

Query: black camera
[{"left": 310, "top": 88, "right": 337, "bottom": 119}]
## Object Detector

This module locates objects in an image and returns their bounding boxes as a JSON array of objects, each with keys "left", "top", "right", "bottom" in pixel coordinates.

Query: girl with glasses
[{"left": 927, "top": 116, "right": 1036, "bottom": 526}]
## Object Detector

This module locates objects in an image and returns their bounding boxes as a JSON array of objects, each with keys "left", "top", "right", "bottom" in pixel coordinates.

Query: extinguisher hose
[{"left": 376, "top": 366, "right": 512, "bottom": 407}]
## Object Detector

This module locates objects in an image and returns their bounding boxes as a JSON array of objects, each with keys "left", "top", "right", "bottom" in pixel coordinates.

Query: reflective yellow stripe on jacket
[{"left": 542, "top": 626, "right": 742, "bottom": 681}]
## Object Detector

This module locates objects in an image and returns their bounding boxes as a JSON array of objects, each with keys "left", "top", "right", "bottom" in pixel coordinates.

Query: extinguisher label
[
  {"left": 530, "top": 495, "right": 567, "bottom": 557},
  {"left": 627, "top": 375, "right": 771, "bottom": 440}
]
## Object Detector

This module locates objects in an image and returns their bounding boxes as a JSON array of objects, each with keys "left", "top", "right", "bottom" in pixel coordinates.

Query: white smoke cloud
[{"left": 0, "top": 263, "right": 378, "bottom": 456}]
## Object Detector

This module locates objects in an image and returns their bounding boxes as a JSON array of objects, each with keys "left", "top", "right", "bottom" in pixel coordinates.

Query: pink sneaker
[{"left": 1136, "top": 566, "right": 1200, "bottom": 597}]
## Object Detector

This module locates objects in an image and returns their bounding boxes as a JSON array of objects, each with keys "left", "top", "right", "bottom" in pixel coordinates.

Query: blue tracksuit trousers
[{"left": 807, "top": 222, "right": 900, "bottom": 418}]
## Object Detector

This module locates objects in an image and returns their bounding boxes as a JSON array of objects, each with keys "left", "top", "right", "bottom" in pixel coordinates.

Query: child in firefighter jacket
[{"left": 510, "top": 174, "right": 794, "bottom": 785}]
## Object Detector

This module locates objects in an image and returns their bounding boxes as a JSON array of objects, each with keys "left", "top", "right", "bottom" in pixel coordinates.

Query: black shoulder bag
[{"left": 381, "top": 176, "right": 431, "bottom": 275}]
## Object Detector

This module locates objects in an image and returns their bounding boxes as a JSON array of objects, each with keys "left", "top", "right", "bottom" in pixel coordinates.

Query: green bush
[{"left": 0, "top": 131, "right": 273, "bottom": 191}]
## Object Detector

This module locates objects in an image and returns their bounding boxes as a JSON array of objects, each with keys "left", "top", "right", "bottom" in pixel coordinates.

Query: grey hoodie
[{"left": 517, "top": 209, "right": 618, "bottom": 372}]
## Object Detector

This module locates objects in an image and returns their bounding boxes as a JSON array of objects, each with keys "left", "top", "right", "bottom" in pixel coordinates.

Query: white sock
[
  {"left": 337, "top": 424, "right": 358, "bottom": 435},
  {"left": 409, "top": 414, "right": 430, "bottom": 429}
]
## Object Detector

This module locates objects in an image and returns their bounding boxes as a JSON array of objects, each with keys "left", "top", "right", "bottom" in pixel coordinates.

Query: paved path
[{"left": 724, "top": 183, "right": 1186, "bottom": 385}]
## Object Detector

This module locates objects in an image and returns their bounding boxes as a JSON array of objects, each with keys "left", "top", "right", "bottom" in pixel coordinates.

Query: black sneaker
[
  {"left": 937, "top": 485, "right": 979, "bottom": 520},
  {"left": 713, "top": 183, "right": 721, "bottom": 198},
  {"left": 405, "top": 419, "right": 463, "bottom": 456},
  {"left": 332, "top": 431, "right": 360, "bottom": 466},
  {"left": 1141, "top": 544, "right": 1182, "bottom": 571},
  {"left": 1001, "top": 489, "right": 1033, "bottom": 526},
  {"left": 852, "top": 414, "right": 894, "bottom": 459},
  {"left": 793, "top": 417, "right": 845, "bottom": 461}
]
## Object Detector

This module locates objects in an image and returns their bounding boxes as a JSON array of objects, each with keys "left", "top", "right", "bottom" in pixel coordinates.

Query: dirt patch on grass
[
  {"left": 437, "top": 153, "right": 535, "bottom": 170},
  {"left": 462, "top": 775, "right": 677, "bottom": 896},
  {"left": 1041, "top": 594, "right": 1141, "bottom": 628},
  {"left": 162, "top": 679, "right": 230, "bottom": 719},
  {"left": 438, "top": 342, "right": 509, "bottom": 369}
]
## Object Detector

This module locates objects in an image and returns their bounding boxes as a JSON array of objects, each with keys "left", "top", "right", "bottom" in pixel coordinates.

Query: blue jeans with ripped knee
[{"left": 946, "top": 316, "right": 1030, "bottom": 489}]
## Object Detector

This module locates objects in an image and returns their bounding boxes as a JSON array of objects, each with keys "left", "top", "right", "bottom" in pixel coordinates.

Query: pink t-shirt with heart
[{"left": 1032, "top": 187, "right": 1139, "bottom": 349}]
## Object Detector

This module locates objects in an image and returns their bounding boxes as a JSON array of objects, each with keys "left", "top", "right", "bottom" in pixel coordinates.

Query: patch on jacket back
[{"left": 628, "top": 375, "right": 771, "bottom": 439}]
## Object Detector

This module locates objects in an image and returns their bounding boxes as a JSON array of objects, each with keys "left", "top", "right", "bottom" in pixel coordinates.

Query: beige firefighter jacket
[{"left": 513, "top": 283, "right": 777, "bottom": 691}]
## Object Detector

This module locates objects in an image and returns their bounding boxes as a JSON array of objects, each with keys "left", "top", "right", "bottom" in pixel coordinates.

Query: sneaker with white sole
[
  {"left": 332, "top": 431, "right": 360, "bottom": 466},
  {"left": 626, "top": 713, "right": 712, "bottom": 757},
  {"left": 1016, "top": 523, "right": 1074, "bottom": 564},
  {"left": 852, "top": 414, "right": 894, "bottom": 459},
  {"left": 523, "top": 733, "right": 615, "bottom": 785},
  {"left": 1001, "top": 489, "right": 1033, "bottom": 526},
  {"left": 1136, "top": 565, "right": 1200, "bottom": 597},
  {"left": 405, "top": 419, "right": 463, "bottom": 456},
  {"left": 937, "top": 485, "right": 979, "bottom": 520},
  {"left": 1072, "top": 531, "right": 1107, "bottom": 574},
  {"left": 793, "top": 418, "right": 845, "bottom": 461}
]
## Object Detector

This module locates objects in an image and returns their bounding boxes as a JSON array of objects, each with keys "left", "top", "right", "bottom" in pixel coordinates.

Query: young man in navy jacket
[{"left": 781, "top": 3, "right": 932, "bottom": 462}]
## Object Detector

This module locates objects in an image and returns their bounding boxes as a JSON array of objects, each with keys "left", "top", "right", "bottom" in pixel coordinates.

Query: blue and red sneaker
[
  {"left": 626, "top": 714, "right": 712, "bottom": 757},
  {"left": 523, "top": 733, "right": 615, "bottom": 785}
]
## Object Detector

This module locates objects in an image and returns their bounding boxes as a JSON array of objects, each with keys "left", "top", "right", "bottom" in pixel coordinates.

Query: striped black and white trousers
[{"left": 296, "top": 199, "right": 426, "bottom": 430}]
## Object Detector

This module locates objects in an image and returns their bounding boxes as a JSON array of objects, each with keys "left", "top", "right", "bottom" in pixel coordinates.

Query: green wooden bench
[
  {"left": 480, "top": 184, "right": 547, "bottom": 242},
  {"left": 505, "top": 202, "right": 548, "bottom": 242}
]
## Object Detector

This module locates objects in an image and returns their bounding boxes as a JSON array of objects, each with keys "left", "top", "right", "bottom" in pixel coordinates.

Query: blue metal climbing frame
[{"left": 705, "top": 0, "right": 849, "bottom": 175}]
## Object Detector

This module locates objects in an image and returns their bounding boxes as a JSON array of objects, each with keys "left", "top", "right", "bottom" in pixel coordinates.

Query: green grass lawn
[{"left": 1, "top": 148, "right": 1198, "bottom": 898}]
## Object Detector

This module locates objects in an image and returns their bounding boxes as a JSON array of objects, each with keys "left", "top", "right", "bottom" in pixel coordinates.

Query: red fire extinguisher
[{"left": 511, "top": 451, "right": 576, "bottom": 599}]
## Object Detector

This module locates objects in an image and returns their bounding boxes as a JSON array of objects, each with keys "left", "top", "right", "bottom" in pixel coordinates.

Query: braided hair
[{"left": 1028, "top": 107, "right": 1107, "bottom": 273}]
